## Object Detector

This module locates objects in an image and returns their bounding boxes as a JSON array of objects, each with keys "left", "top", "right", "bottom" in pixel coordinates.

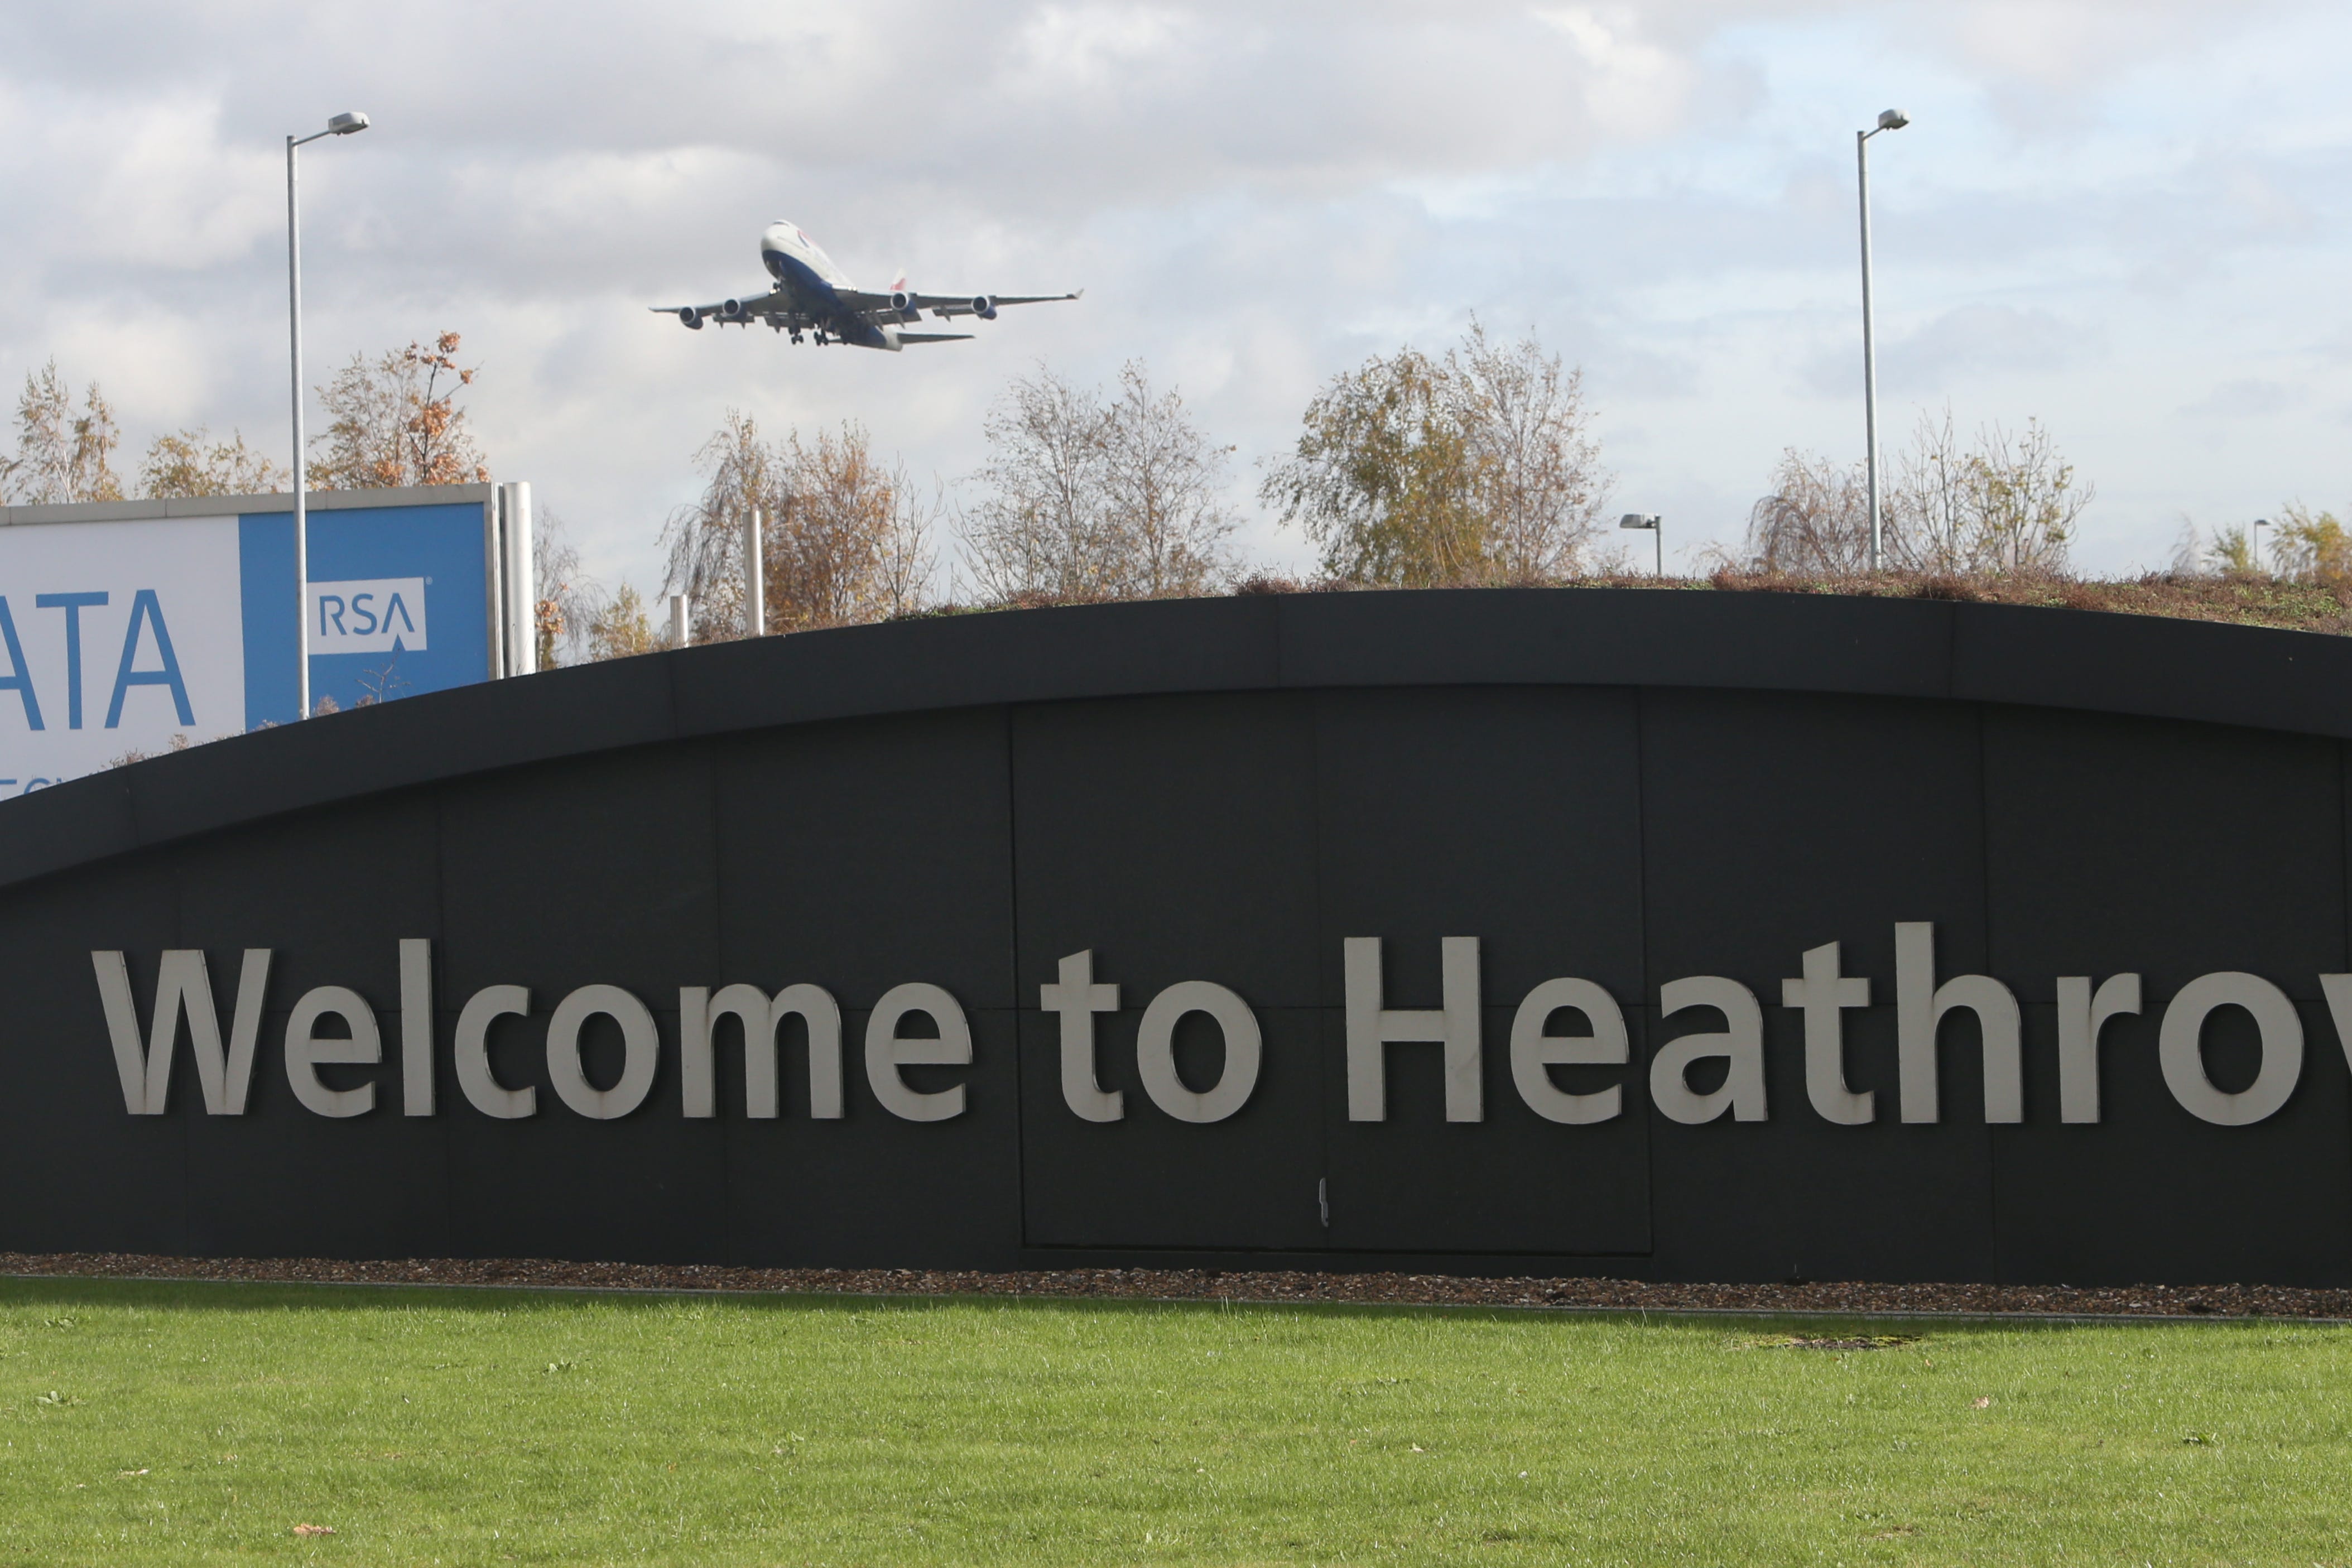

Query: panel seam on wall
[
  {"left": 1977, "top": 701, "right": 2002, "bottom": 1283},
  {"left": 2340, "top": 738, "right": 2350, "bottom": 1234},
  {"left": 1635, "top": 684, "right": 1657, "bottom": 1259},
  {"left": 1004, "top": 704, "right": 1031, "bottom": 1252},
  {"left": 706, "top": 734, "right": 738, "bottom": 1267}
]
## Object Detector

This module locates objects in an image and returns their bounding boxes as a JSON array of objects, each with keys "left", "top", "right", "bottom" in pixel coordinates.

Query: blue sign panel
[{"left": 238, "top": 502, "right": 493, "bottom": 725}]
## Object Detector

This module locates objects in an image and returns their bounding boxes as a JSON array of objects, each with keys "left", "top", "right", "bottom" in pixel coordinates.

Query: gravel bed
[{"left": 3, "top": 1253, "right": 2349, "bottom": 1321}]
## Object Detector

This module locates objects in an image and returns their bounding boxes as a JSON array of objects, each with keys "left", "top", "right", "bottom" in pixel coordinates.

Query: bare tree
[
  {"left": 1884, "top": 407, "right": 1976, "bottom": 573},
  {"left": 873, "top": 473, "right": 940, "bottom": 621},
  {"left": 1096, "top": 362, "right": 1239, "bottom": 596},
  {"left": 1454, "top": 320, "right": 1608, "bottom": 579},
  {"left": 962, "top": 367, "right": 1120, "bottom": 600},
  {"left": 532, "top": 508, "right": 603, "bottom": 668},
  {"left": 1970, "top": 419, "right": 2089, "bottom": 571},
  {"left": 311, "top": 331, "right": 492, "bottom": 490},
  {"left": 1887, "top": 408, "right": 2088, "bottom": 574},
  {"left": 1745, "top": 410, "right": 2091, "bottom": 577},
  {"left": 139, "top": 429, "right": 287, "bottom": 498},
  {"left": 2, "top": 361, "right": 122, "bottom": 504},
  {"left": 658, "top": 411, "right": 770, "bottom": 640},
  {"left": 1743, "top": 449, "right": 1872, "bottom": 572}
]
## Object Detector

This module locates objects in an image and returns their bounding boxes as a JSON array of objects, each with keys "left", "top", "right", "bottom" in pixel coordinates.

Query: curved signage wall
[{"left": 2, "top": 589, "right": 2350, "bottom": 1286}]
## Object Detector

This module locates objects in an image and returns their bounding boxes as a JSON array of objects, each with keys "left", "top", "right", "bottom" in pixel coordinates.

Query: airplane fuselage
[{"left": 759, "top": 221, "right": 893, "bottom": 348}]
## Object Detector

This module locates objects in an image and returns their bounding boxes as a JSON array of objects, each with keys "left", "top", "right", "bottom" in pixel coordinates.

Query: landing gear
[{"left": 788, "top": 329, "right": 804, "bottom": 345}]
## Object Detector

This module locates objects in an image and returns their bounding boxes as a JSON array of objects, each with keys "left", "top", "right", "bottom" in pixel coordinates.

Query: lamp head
[
  {"left": 326, "top": 111, "right": 371, "bottom": 136},
  {"left": 1876, "top": 108, "right": 1910, "bottom": 132},
  {"left": 1619, "top": 513, "right": 1661, "bottom": 530}
]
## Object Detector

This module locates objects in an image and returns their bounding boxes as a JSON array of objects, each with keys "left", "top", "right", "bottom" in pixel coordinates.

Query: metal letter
[
  {"left": 1895, "top": 922, "right": 2022, "bottom": 1123},
  {"left": 1041, "top": 950, "right": 1122, "bottom": 1122},
  {"left": 284, "top": 985, "right": 382, "bottom": 1118},
  {"left": 680, "top": 983, "right": 843, "bottom": 1118},
  {"left": 1508, "top": 977, "right": 1626, "bottom": 1125},
  {"left": 455, "top": 984, "right": 535, "bottom": 1118},
  {"left": 865, "top": 982, "right": 973, "bottom": 1122},
  {"left": 400, "top": 938, "right": 434, "bottom": 1115},
  {"left": 2158, "top": 971, "right": 2302, "bottom": 1126},
  {"left": 91, "top": 948, "right": 271, "bottom": 1115},
  {"left": 1344, "top": 936, "right": 1481, "bottom": 1122},
  {"left": 1651, "top": 975, "right": 1767, "bottom": 1124},
  {"left": 1782, "top": 941, "right": 1873, "bottom": 1125},
  {"left": 2056, "top": 973, "right": 2141, "bottom": 1124},
  {"left": 545, "top": 984, "right": 660, "bottom": 1120},
  {"left": 1134, "top": 980, "right": 1261, "bottom": 1124}
]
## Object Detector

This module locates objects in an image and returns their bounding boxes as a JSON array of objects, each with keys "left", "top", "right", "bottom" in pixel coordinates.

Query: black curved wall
[{"left": 3, "top": 588, "right": 2350, "bottom": 1286}]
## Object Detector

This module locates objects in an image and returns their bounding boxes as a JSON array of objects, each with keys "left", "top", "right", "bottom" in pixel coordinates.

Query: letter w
[{"left": 91, "top": 950, "right": 273, "bottom": 1115}]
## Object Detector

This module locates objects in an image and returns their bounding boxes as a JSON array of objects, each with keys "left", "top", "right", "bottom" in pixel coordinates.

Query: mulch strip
[{"left": 1, "top": 1253, "right": 2347, "bottom": 1321}]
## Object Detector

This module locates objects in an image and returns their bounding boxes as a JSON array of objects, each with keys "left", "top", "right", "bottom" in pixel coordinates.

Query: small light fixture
[
  {"left": 327, "top": 111, "right": 371, "bottom": 136},
  {"left": 1620, "top": 513, "right": 1664, "bottom": 576},
  {"left": 1876, "top": 108, "right": 1909, "bottom": 132}
]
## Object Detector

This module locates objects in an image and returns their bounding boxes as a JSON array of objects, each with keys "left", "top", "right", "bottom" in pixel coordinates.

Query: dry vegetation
[{"left": 902, "top": 566, "right": 2352, "bottom": 639}]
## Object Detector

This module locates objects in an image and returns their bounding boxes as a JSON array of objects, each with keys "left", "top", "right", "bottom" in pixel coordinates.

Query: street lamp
[
  {"left": 286, "top": 109, "right": 370, "bottom": 720},
  {"left": 2252, "top": 517, "right": 2270, "bottom": 575},
  {"left": 1857, "top": 107, "right": 1908, "bottom": 572},
  {"left": 1620, "top": 513, "right": 1663, "bottom": 577}
]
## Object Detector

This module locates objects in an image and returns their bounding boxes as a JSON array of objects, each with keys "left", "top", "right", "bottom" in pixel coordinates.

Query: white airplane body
[{"left": 652, "top": 220, "right": 1079, "bottom": 351}]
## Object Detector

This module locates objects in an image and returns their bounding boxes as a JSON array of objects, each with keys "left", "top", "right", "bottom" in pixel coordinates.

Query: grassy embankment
[
  {"left": 962, "top": 567, "right": 2352, "bottom": 638},
  {"left": 1, "top": 1277, "right": 2347, "bottom": 1565}
]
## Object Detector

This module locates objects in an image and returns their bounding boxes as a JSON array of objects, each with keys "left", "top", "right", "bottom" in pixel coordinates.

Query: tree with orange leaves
[{"left": 310, "top": 331, "right": 492, "bottom": 490}]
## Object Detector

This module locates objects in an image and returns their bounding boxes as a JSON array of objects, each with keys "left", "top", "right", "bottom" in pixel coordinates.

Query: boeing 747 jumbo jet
[{"left": 652, "top": 220, "right": 1080, "bottom": 350}]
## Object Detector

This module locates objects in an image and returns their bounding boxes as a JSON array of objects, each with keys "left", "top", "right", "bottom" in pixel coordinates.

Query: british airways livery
[{"left": 652, "top": 220, "right": 1081, "bottom": 351}]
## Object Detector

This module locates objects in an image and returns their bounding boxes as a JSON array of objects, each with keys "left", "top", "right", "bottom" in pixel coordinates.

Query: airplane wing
[
  {"left": 918, "top": 290, "right": 1083, "bottom": 319},
  {"left": 834, "top": 288, "right": 1083, "bottom": 321},
  {"left": 648, "top": 290, "right": 801, "bottom": 327}
]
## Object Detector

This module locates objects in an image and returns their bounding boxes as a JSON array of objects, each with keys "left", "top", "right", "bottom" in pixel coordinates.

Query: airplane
[{"left": 652, "top": 220, "right": 1081, "bottom": 351}]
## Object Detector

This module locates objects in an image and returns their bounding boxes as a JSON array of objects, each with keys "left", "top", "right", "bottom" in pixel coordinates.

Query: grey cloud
[
  {"left": 1800, "top": 304, "right": 2105, "bottom": 397},
  {"left": 2179, "top": 379, "right": 2308, "bottom": 419}
]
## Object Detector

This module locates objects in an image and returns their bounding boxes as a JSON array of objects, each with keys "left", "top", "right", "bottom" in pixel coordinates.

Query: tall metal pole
[
  {"left": 745, "top": 506, "right": 765, "bottom": 637},
  {"left": 287, "top": 134, "right": 311, "bottom": 720},
  {"left": 1858, "top": 127, "right": 1882, "bottom": 573}
]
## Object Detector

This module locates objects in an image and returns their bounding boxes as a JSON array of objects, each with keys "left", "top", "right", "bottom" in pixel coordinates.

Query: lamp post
[
  {"left": 1857, "top": 107, "right": 1908, "bottom": 572},
  {"left": 1620, "top": 513, "right": 1663, "bottom": 577},
  {"left": 287, "top": 109, "right": 370, "bottom": 721},
  {"left": 2252, "top": 517, "right": 2269, "bottom": 575}
]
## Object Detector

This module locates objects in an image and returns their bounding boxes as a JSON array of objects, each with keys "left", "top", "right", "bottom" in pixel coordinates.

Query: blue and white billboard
[{"left": 0, "top": 484, "right": 526, "bottom": 793}]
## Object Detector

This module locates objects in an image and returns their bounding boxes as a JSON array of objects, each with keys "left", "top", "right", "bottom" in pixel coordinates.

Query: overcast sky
[{"left": 2, "top": 1, "right": 2346, "bottom": 592}]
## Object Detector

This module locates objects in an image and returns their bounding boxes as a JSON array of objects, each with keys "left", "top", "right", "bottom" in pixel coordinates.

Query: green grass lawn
[{"left": 0, "top": 1277, "right": 2347, "bottom": 1565}]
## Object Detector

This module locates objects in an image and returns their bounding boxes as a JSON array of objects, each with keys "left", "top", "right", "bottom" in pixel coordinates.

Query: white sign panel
[
  {"left": 308, "top": 578, "right": 428, "bottom": 655},
  {"left": 0, "top": 517, "right": 247, "bottom": 791}
]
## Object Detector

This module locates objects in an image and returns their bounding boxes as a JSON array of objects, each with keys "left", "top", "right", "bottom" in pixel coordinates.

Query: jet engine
[
  {"left": 890, "top": 290, "right": 916, "bottom": 317},
  {"left": 972, "top": 295, "right": 998, "bottom": 321},
  {"left": 678, "top": 307, "right": 704, "bottom": 330},
  {"left": 720, "top": 299, "right": 747, "bottom": 322}
]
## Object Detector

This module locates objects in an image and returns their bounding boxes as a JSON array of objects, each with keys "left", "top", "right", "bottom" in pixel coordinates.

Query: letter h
[{"left": 1344, "top": 936, "right": 1480, "bottom": 1122}]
